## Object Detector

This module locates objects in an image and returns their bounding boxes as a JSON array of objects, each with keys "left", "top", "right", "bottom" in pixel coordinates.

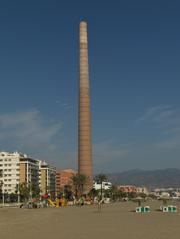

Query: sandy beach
[{"left": 0, "top": 201, "right": 180, "bottom": 239}]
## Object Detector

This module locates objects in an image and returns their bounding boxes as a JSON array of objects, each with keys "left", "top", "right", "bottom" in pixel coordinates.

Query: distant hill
[{"left": 108, "top": 168, "right": 180, "bottom": 189}]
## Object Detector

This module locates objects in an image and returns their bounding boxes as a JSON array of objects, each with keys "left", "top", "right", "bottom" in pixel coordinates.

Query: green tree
[
  {"left": 105, "top": 185, "right": 123, "bottom": 201},
  {"left": 9, "top": 193, "right": 17, "bottom": 203},
  {"left": 31, "top": 184, "right": 40, "bottom": 199},
  {"left": 71, "top": 175, "right": 78, "bottom": 197},
  {"left": 16, "top": 183, "right": 30, "bottom": 202},
  {"left": 72, "top": 174, "right": 87, "bottom": 197},
  {"left": 94, "top": 174, "right": 108, "bottom": 200},
  {"left": 78, "top": 174, "right": 87, "bottom": 195},
  {"left": 138, "top": 193, "right": 147, "bottom": 199},
  {"left": 64, "top": 185, "right": 73, "bottom": 200},
  {"left": 88, "top": 188, "right": 98, "bottom": 200},
  {"left": 128, "top": 191, "right": 137, "bottom": 199},
  {"left": 119, "top": 190, "right": 128, "bottom": 199}
]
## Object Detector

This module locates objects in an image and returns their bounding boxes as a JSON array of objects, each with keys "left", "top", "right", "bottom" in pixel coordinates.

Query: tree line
[{"left": 0, "top": 171, "right": 147, "bottom": 203}]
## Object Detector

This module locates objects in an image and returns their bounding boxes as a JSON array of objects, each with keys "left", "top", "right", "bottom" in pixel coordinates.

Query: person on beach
[
  {"left": 80, "top": 196, "right": 84, "bottom": 206},
  {"left": 98, "top": 197, "right": 103, "bottom": 212}
]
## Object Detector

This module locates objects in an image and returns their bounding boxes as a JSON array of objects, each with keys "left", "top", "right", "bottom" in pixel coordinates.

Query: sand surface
[{"left": 0, "top": 201, "right": 180, "bottom": 239}]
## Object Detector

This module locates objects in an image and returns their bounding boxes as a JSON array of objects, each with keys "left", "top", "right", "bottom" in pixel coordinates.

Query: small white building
[
  {"left": 93, "top": 181, "right": 112, "bottom": 190},
  {"left": 137, "top": 187, "right": 149, "bottom": 195}
]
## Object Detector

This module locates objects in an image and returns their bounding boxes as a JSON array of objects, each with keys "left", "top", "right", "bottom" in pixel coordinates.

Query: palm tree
[
  {"left": 16, "top": 183, "right": 30, "bottom": 202},
  {"left": 72, "top": 174, "right": 87, "bottom": 197},
  {"left": 71, "top": 175, "right": 79, "bottom": 197},
  {"left": 78, "top": 174, "right": 87, "bottom": 195},
  {"left": 88, "top": 188, "right": 98, "bottom": 201},
  {"left": 94, "top": 174, "right": 108, "bottom": 200},
  {"left": 64, "top": 185, "right": 73, "bottom": 200},
  {"left": 31, "top": 184, "right": 40, "bottom": 199}
]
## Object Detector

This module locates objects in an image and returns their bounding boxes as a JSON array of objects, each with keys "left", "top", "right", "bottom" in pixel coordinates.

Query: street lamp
[
  {"left": 29, "top": 181, "right": 32, "bottom": 202},
  {"left": 2, "top": 180, "right": 4, "bottom": 206},
  {"left": 0, "top": 170, "right": 5, "bottom": 207},
  {"left": 17, "top": 184, "right": 20, "bottom": 204}
]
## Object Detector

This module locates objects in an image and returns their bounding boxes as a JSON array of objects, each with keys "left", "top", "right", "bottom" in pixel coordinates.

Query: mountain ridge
[{"left": 107, "top": 168, "right": 180, "bottom": 189}]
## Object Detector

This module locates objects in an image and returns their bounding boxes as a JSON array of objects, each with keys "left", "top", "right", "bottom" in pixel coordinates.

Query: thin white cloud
[
  {"left": 93, "top": 140, "right": 128, "bottom": 165},
  {"left": 55, "top": 100, "right": 72, "bottom": 110},
  {"left": 137, "top": 105, "right": 180, "bottom": 150},
  {"left": 0, "top": 109, "right": 62, "bottom": 149},
  {"left": 136, "top": 105, "right": 171, "bottom": 123},
  {"left": 136, "top": 105, "right": 180, "bottom": 128},
  {"left": 156, "top": 137, "right": 180, "bottom": 149}
]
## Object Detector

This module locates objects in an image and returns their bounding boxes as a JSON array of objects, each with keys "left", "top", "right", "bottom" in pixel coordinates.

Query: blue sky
[{"left": 0, "top": 0, "right": 180, "bottom": 172}]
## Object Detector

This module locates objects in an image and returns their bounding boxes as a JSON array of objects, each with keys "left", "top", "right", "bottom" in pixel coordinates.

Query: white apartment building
[
  {"left": 0, "top": 152, "right": 56, "bottom": 197},
  {"left": 0, "top": 152, "right": 21, "bottom": 194},
  {"left": 0, "top": 151, "right": 39, "bottom": 194},
  {"left": 19, "top": 156, "right": 39, "bottom": 189},
  {"left": 39, "top": 161, "right": 56, "bottom": 198}
]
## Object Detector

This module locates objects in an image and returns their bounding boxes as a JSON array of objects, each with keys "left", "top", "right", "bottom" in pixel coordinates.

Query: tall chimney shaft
[{"left": 78, "top": 21, "right": 93, "bottom": 191}]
